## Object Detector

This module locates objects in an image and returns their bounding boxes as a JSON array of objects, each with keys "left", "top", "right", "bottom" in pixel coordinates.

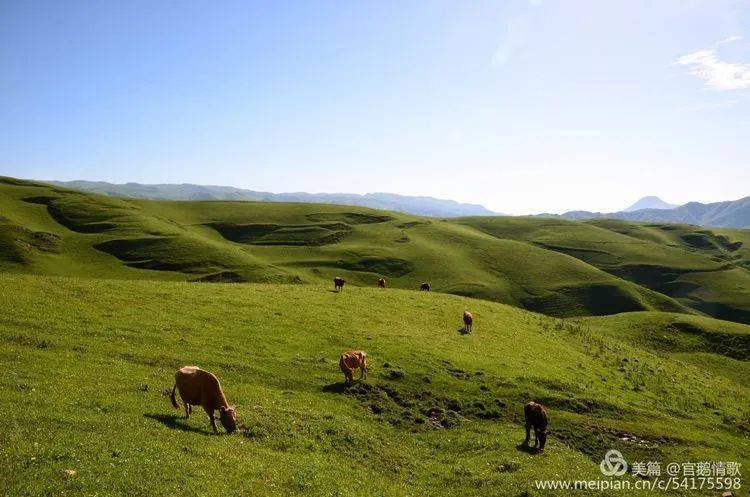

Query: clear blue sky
[{"left": 1, "top": 0, "right": 748, "bottom": 214}]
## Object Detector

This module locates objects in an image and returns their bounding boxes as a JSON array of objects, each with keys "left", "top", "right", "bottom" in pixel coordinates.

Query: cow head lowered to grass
[{"left": 218, "top": 405, "right": 237, "bottom": 433}]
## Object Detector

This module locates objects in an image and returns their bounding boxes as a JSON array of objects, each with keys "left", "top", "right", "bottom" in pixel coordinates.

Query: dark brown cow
[
  {"left": 170, "top": 366, "right": 237, "bottom": 434},
  {"left": 463, "top": 311, "right": 473, "bottom": 333},
  {"left": 420, "top": 282, "right": 430, "bottom": 291},
  {"left": 378, "top": 278, "right": 386, "bottom": 288},
  {"left": 522, "top": 401, "right": 549, "bottom": 451},
  {"left": 333, "top": 276, "right": 345, "bottom": 292},
  {"left": 339, "top": 350, "right": 367, "bottom": 383}
]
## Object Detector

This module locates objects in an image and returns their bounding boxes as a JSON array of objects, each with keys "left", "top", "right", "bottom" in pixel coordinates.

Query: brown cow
[
  {"left": 463, "top": 311, "right": 473, "bottom": 333},
  {"left": 378, "top": 278, "right": 386, "bottom": 288},
  {"left": 420, "top": 282, "right": 430, "bottom": 291},
  {"left": 170, "top": 366, "right": 237, "bottom": 434},
  {"left": 522, "top": 401, "right": 549, "bottom": 451},
  {"left": 334, "top": 276, "right": 345, "bottom": 292},
  {"left": 339, "top": 350, "right": 368, "bottom": 383}
]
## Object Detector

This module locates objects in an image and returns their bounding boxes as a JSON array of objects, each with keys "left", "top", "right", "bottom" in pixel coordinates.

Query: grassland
[
  {"left": 1, "top": 275, "right": 748, "bottom": 496},
  {"left": 2, "top": 176, "right": 749, "bottom": 495},
  {"left": 2, "top": 176, "right": 749, "bottom": 325}
]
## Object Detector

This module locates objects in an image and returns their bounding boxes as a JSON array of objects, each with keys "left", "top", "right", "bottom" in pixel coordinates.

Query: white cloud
[
  {"left": 674, "top": 36, "right": 750, "bottom": 91},
  {"left": 715, "top": 35, "right": 742, "bottom": 46}
]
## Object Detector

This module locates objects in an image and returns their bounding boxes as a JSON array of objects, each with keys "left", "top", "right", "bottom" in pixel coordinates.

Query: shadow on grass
[
  {"left": 144, "top": 413, "right": 213, "bottom": 435},
  {"left": 516, "top": 442, "right": 542, "bottom": 455},
  {"left": 457, "top": 327, "right": 470, "bottom": 335},
  {"left": 321, "top": 381, "right": 349, "bottom": 393}
]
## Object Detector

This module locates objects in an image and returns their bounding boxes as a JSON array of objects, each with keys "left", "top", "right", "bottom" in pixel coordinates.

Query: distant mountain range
[
  {"left": 541, "top": 196, "right": 750, "bottom": 229},
  {"left": 47, "top": 180, "right": 498, "bottom": 218},
  {"left": 39, "top": 181, "right": 750, "bottom": 228}
]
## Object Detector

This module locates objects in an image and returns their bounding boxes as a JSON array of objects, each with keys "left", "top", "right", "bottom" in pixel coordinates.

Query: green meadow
[{"left": 1, "top": 176, "right": 749, "bottom": 496}]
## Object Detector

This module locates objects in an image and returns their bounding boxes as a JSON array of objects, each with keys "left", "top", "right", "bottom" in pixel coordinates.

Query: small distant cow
[
  {"left": 522, "top": 401, "right": 549, "bottom": 451},
  {"left": 420, "top": 282, "right": 430, "bottom": 291},
  {"left": 339, "top": 350, "right": 368, "bottom": 383},
  {"left": 463, "top": 311, "right": 473, "bottom": 333},
  {"left": 334, "top": 276, "right": 345, "bottom": 292},
  {"left": 170, "top": 366, "right": 237, "bottom": 434},
  {"left": 378, "top": 278, "right": 386, "bottom": 288}
]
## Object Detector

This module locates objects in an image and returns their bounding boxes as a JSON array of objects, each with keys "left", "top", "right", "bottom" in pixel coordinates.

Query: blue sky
[{"left": 1, "top": 0, "right": 748, "bottom": 214}]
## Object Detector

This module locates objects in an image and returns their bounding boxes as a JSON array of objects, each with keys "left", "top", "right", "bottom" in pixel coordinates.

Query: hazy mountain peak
[{"left": 623, "top": 196, "right": 678, "bottom": 212}]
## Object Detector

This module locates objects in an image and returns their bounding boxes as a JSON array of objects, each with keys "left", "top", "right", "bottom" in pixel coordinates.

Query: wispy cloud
[
  {"left": 674, "top": 36, "right": 750, "bottom": 91},
  {"left": 715, "top": 35, "right": 742, "bottom": 46}
]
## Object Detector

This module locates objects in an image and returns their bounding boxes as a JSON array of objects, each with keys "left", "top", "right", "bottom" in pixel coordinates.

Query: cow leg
[
  {"left": 523, "top": 423, "right": 531, "bottom": 446},
  {"left": 533, "top": 426, "right": 540, "bottom": 448},
  {"left": 209, "top": 411, "right": 219, "bottom": 433},
  {"left": 359, "top": 365, "right": 365, "bottom": 380},
  {"left": 184, "top": 403, "right": 191, "bottom": 419}
]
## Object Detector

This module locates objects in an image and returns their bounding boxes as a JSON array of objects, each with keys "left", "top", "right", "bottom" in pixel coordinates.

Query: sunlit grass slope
[{"left": 1, "top": 275, "right": 748, "bottom": 496}]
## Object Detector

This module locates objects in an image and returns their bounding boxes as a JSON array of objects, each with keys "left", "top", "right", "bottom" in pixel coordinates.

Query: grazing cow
[
  {"left": 420, "top": 282, "right": 430, "bottom": 291},
  {"left": 463, "top": 311, "right": 473, "bottom": 333},
  {"left": 522, "top": 401, "right": 549, "bottom": 451},
  {"left": 334, "top": 276, "right": 345, "bottom": 292},
  {"left": 378, "top": 278, "right": 386, "bottom": 288},
  {"left": 339, "top": 350, "right": 368, "bottom": 383},
  {"left": 170, "top": 366, "right": 237, "bottom": 434}
]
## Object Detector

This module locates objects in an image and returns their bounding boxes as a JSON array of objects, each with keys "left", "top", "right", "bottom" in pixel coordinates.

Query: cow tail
[{"left": 170, "top": 383, "right": 180, "bottom": 409}]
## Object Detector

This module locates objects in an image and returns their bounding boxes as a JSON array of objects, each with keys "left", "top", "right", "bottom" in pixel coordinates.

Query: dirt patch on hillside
[
  {"left": 339, "top": 381, "right": 508, "bottom": 430},
  {"left": 0, "top": 221, "right": 61, "bottom": 263},
  {"left": 191, "top": 271, "right": 248, "bottom": 283},
  {"left": 338, "top": 257, "right": 413, "bottom": 277},
  {"left": 207, "top": 222, "right": 352, "bottom": 246},
  {"left": 397, "top": 221, "right": 431, "bottom": 229},
  {"left": 305, "top": 212, "right": 393, "bottom": 225}
]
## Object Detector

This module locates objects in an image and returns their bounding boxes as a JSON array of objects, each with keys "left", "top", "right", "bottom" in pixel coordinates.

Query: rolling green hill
[
  {"left": 455, "top": 217, "right": 750, "bottom": 324},
  {"left": 1, "top": 275, "right": 748, "bottom": 496},
  {"left": 2, "top": 176, "right": 749, "bottom": 324}
]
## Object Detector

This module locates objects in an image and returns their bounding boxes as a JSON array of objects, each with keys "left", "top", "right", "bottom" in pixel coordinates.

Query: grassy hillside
[
  {"left": 1, "top": 275, "right": 748, "bottom": 496},
  {"left": 1, "top": 176, "right": 749, "bottom": 324},
  {"left": 456, "top": 216, "right": 750, "bottom": 324}
]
